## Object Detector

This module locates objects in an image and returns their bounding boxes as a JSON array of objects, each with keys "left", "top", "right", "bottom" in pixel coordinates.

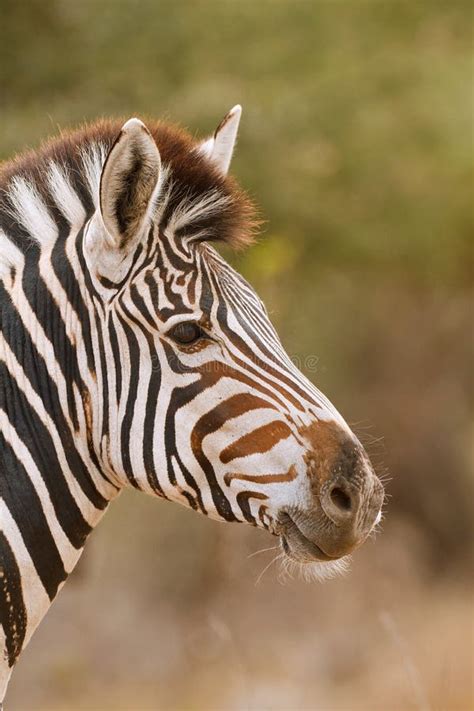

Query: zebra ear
[
  {"left": 199, "top": 105, "right": 242, "bottom": 175},
  {"left": 99, "top": 118, "right": 161, "bottom": 249}
]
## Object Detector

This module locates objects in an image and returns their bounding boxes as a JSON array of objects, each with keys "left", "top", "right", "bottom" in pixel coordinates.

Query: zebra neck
[
  {"left": 0, "top": 256, "right": 119, "bottom": 688},
  {"left": 0, "top": 393, "right": 116, "bottom": 693}
]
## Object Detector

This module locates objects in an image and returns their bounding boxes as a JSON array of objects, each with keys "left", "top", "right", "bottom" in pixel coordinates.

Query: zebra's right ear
[{"left": 99, "top": 118, "right": 161, "bottom": 250}]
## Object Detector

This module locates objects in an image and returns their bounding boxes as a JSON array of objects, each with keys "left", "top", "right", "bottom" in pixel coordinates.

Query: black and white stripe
[{"left": 0, "top": 109, "right": 365, "bottom": 703}]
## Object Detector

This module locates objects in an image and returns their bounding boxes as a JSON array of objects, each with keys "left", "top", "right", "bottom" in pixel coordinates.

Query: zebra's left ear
[
  {"left": 199, "top": 105, "right": 242, "bottom": 175},
  {"left": 99, "top": 118, "right": 161, "bottom": 249}
]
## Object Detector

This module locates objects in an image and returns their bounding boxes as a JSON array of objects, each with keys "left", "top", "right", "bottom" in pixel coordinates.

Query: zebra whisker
[
  {"left": 254, "top": 553, "right": 285, "bottom": 587},
  {"left": 247, "top": 545, "right": 279, "bottom": 560}
]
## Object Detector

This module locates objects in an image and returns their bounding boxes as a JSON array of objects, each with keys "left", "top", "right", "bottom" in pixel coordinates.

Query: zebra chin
[
  {"left": 278, "top": 552, "right": 352, "bottom": 584},
  {"left": 276, "top": 514, "right": 356, "bottom": 583}
]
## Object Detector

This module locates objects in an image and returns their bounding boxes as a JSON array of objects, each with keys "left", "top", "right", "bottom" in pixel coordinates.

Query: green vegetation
[{"left": 2, "top": 1, "right": 472, "bottom": 286}]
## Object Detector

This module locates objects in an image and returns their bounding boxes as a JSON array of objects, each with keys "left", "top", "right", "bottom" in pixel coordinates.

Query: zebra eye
[{"left": 168, "top": 321, "right": 203, "bottom": 345}]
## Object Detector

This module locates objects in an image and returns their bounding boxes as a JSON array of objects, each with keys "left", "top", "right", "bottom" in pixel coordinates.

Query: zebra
[{"left": 0, "top": 105, "right": 384, "bottom": 703}]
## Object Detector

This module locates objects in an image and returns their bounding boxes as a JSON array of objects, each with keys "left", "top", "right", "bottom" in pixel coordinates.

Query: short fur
[{"left": 0, "top": 118, "right": 259, "bottom": 251}]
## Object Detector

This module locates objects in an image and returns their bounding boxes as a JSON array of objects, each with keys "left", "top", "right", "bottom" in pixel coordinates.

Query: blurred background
[{"left": 2, "top": 1, "right": 473, "bottom": 709}]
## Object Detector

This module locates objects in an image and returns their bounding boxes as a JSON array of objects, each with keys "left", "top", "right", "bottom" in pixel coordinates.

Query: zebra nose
[
  {"left": 314, "top": 459, "right": 384, "bottom": 555},
  {"left": 294, "top": 419, "right": 386, "bottom": 557}
]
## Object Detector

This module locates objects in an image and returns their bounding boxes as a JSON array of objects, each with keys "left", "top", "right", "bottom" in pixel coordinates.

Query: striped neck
[{"left": 0, "top": 230, "right": 120, "bottom": 690}]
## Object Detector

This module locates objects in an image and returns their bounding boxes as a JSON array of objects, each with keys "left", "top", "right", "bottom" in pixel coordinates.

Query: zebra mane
[{"left": 0, "top": 118, "right": 258, "bottom": 274}]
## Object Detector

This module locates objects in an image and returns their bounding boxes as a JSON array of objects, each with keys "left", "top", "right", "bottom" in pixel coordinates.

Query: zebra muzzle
[{"left": 278, "top": 420, "right": 385, "bottom": 562}]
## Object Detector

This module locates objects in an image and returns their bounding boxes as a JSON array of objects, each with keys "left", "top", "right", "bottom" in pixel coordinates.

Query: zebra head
[{"left": 82, "top": 109, "right": 384, "bottom": 577}]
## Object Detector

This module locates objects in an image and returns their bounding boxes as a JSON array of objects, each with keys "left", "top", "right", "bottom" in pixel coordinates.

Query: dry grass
[{"left": 7, "top": 494, "right": 474, "bottom": 711}]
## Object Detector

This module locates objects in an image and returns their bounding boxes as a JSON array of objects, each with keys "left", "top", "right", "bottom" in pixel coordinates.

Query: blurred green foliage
[
  {"left": 2, "top": 0, "right": 472, "bottom": 285},
  {"left": 1, "top": 0, "right": 472, "bottom": 566}
]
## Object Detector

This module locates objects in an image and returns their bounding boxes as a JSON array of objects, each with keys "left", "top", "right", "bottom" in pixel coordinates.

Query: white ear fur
[
  {"left": 99, "top": 118, "right": 161, "bottom": 249},
  {"left": 199, "top": 105, "right": 242, "bottom": 175}
]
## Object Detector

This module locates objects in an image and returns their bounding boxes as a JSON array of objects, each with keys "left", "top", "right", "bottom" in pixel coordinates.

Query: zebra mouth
[{"left": 279, "top": 513, "right": 338, "bottom": 563}]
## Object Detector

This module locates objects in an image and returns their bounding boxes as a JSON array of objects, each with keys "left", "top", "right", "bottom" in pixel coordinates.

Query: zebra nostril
[
  {"left": 330, "top": 486, "right": 352, "bottom": 512},
  {"left": 320, "top": 481, "right": 357, "bottom": 525}
]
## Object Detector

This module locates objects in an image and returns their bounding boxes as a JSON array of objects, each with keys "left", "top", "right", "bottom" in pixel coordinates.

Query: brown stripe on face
[
  {"left": 258, "top": 504, "right": 270, "bottom": 529},
  {"left": 220, "top": 420, "right": 292, "bottom": 464},
  {"left": 191, "top": 393, "right": 275, "bottom": 455},
  {"left": 194, "top": 361, "right": 293, "bottom": 416},
  {"left": 224, "top": 464, "right": 297, "bottom": 486},
  {"left": 236, "top": 490, "right": 268, "bottom": 524}
]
